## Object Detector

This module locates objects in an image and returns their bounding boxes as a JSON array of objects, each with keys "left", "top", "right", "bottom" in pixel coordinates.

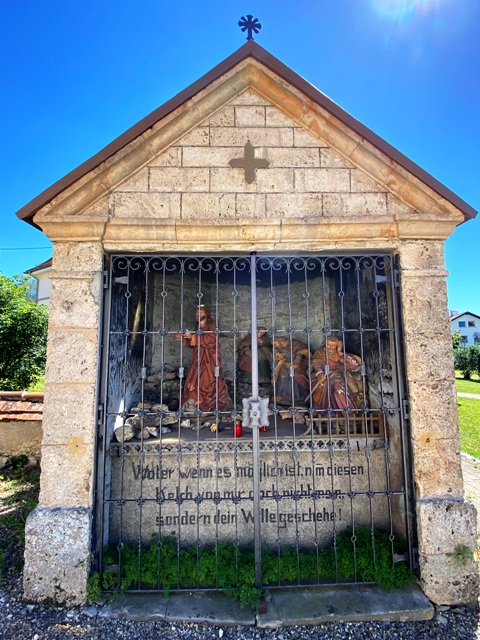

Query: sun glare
[{"left": 370, "top": 0, "right": 441, "bottom": 20}]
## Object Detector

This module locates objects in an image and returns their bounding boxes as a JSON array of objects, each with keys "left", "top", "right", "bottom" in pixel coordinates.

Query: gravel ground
[{"left": 0, "top": 574, "right": 479, "bottom": 640}]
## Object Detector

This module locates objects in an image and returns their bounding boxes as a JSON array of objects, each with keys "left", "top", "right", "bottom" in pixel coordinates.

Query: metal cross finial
[
  {"left": 229, "top": 142, "right": 269, "bottom": 183},
  {"left": 238, "top": 15, "right": 262, "bottom": 41}
]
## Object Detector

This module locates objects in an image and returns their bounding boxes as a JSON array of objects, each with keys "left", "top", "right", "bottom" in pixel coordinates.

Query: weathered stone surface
[
  {"left": 399, "top": 240, "right": 446, "bottom": 271},
  {"left": 115, "top": 168, "right": 149, "bottom": 192},
  {"left": 45, "top": 328, "right": 99, "bottom": 384},
  {"left": 113, "top": 192, "right": 181, "bottom": 218},
  {"left": 39, "top": 443, "right": 94, "bottom": 508},
  {"left": 268, "top": 147, "right": 320, "bottom": 167},
  {"left": 230, "top": 89, "right": 269, "bottom": 105},
  {"left": 412, "top": 437, "right": 463, "bottom": 498},
  {"left": 407, "top": 378, "right": 458, "bottom": 441},
  {"left": 320, "top": 147, "right": 354, "bottom": 168},
  {"left": 53, "top": 242, "right": 103, "bottom": 273},
  {"left": 266, "top": 106, "right": 296, "bottom": 127},
  {"left": 418, "top": 552, "right": 479, "bottom": 606},
  {"left": 293, "top": 128, "right": 324, "bottom": 147},
  {"left": 23, "top": 507, "right": 91, "bottom": 605},
  {"left": 181, "top": 193, "right": 235, "bottom": 219},
  {"left": 49, "top": 276, "right": 101, "bottom": 329},
  {"left": 150, "top": 167, "right": 209, "bottom": 192},
  {"left": 207, "top": 106, "right": 235, "bottom": 127},
  {"left": 323, "top": 193, "right": 387, "bottom": 216},
  {"left": 210, "top": 126, "right": 294, "bottom": 148},
  {"left": 149, "top": 146, "right": 181, "bottom": 166},
  {"left": 182, "top": 146, "right": 236, "bottom": 167},
  {"left": 416, "top": 498, "right": 477, "bottom": 555},
  {"left": 350, "top": 169, "right": 385, "bottom": 192},
  {"left": 42, "top": 383, "right": 96, "bottom": 445},
  {"left": 401, "top": 277, "right": 450, "bottom": 335},
  {"left": 266, "top": 194, "right": 322, "bottom": 218},
  {"left": 179, "top": 126, "right": 209, "bottom": 146},
  {"left": 403, "top": 328, "right": 454, "bottom": 382},
  {"left": 235, "top": 105, "right": 266, "bottom": 127},
  {"left": 296, "top": 168, "right": 350, "bottom": 193}
]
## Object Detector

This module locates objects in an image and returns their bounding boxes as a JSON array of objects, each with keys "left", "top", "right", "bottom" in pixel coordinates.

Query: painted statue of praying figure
[
  {"left": 273, "top": 336, "right": 310, "bottom": 406},
  {"left": 173, "top": 305, "right": 231, "bottom": 412},
  {"left": 310, "top": 335, "right": 364, "bottom": 410},
  {"left": 237, "top": 327, "right": 272, "bottom": 383}
]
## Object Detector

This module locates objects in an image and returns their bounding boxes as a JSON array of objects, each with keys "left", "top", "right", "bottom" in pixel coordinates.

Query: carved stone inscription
[{"left": 109, "top": 447, "right": 389, "bottom": 546}]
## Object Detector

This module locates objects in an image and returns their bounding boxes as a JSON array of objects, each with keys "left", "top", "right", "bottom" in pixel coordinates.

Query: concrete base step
[{"left": 99, "top": 584, "right": 434, "bottom": 627}]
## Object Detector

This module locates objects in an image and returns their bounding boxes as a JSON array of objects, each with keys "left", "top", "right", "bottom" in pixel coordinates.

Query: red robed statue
[{"left": 174, "top": 305, "right": 231, "bottom": 413}]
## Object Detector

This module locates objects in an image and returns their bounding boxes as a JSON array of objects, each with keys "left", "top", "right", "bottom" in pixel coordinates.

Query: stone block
[
  {"left": 388, "top": 193, "right": 415, "bottom": 215},
  {"left": 400, "top": 277, "right": 450, "bottom": 335},
  {"left": 398, "top": 240, "right": 446, "bottom": 271},
  {"left": 230, "top": 89, "right": 269, "bottom": 105},
  {"left": 320, "top": 148, "right": 354, "bottom": 168},
  {"left": 182, "top": 146, "right": 235, "bottom": 167},
  {"left": 256, "top": 168, "right": 295, "bottom": 193},
  {"left": 416, "top": 498, "right": 477, "bottom": 555},
  {"left": 235, "top": 194, "right": 267, "bottom": 218},
  {"left": 266, "top": 106, "right": 296, "bottom": 127},
  {"left": 293, "top": 128, "right": 323, "bottom": 147},
  {"left": 412, "top": 437, "right": 463, "bottom": 498},
  {"left": 149, "top": 167, "right": 209, "bottom": 192},
  {"left": 39, "top": 443, "right": 94, "bottom": 508},
  {"left": 179, "top": 127, "right": 209, "bottom": 146},
  {"left": 298, "top": 168, "right": 351, "bottom": 193},
  {"left": 207, "top": 106, "right": 235, "bottom": 127},
  {"left": 24, "top": 507, "right": 91, "bottom": 604},
  {"left": 266, "top": 194, "right": 323, "bottom": 218},
  {"left": 268, "top": 148, "right": 320, "bottom": 168},
  {"left": 209, "top": 167, "right": 256, "bottom": 193},
  {"left": 45, "top": 328, "right": 99, "bottom": 384},
  {"left": 53, "top": 242, "right": 103, "bottom": 273},
  {"left": 350, "top": 169, "right": 385, "bottom": 193},
  {"left": 149, "top": 146, "right": 181, "bottom": 166},
  {"left": 403, "top": 329, "right": 454, "bottom": 381},
  {"left": 235, "top": 105, "right": 266, "bottom": 127},
  {"left": 113, "top": 192, "right": 181, "bottom": 218},
  {"left": 209, "top": 126, "right": 294, "bottom": 148},
  {"left": 49, "top": 276, "right": 101, "bottom": 329},
  {"left": 114, "top": 168, "right": 149, "bottom": 192},
  {"left": 407, "top": 378, "right": 458, "bottom": 441},
  {"left": 323, "top": 193, "right": 387, "bottom": 216},
  {"left": 42, "top": 383, "right": 96, "bottom": 445},
  {"left": 181, "top": 193, "right": 235, "bottom": 219},
  {"left": 418, "top": 552, "right": 479, "bottom": 606}
]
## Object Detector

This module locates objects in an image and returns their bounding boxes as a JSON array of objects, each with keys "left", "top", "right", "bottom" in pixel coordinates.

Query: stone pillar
[
  {"left": 23, "top": 242, "right": 103, "bottom": 604},
  {"left": 399, "top": 239, "right": 478, "bottom": 605}
]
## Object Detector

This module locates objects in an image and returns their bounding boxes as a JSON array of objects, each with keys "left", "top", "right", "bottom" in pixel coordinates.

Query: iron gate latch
[{"left": 242, "top": 396, "right": 269, "bottom": 428}]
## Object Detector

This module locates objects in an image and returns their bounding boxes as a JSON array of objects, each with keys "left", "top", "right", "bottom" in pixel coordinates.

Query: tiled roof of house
[{"left": 0, "top": 392, "right": 44, "bottom": 422}]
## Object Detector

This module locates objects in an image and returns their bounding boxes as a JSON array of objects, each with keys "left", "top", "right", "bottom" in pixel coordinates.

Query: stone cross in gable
[{"left": 229, "top": 142, "right": 269, "bottom": 184}]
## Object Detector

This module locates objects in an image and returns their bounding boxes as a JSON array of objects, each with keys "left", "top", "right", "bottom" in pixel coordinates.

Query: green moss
[{"left": 99, "top": 527, "right": 413, "bottom": 608}]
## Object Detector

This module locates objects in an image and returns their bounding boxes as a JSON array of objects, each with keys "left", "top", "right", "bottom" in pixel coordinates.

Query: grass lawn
[
  {"left": 455, "top": 372, "right": 480, "bottom": 395},
  {"left": 457, "top": 397, "right": 480, "bottom": 459}
]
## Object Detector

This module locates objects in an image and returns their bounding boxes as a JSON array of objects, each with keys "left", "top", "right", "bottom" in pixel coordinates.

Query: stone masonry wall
[
  {"left": 110, "top": 89, "right": 412, "bottom": 225},
  {"left": 23, "top": 242, "right": 103, "bottom": 605}
]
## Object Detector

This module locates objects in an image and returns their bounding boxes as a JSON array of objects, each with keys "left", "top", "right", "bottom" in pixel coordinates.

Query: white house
[
  {"left": 26, "top": 257, "right": 52, "bottom": 305},
  {"left": 450, "top": 311, "right": 480, "bottom": 345}
]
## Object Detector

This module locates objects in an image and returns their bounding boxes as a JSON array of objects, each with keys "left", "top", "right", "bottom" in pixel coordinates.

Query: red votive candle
[
  {"left": 234, "top": 422, "right": 243, "bottom": 437},
  {"left": 259, "top": 425, "right": 267, "bottom": 432}
]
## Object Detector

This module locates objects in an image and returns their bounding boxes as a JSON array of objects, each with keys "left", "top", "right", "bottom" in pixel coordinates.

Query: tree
[
  {"left": 0, "top": 274, "right": 48, "bottom": 390},
  {"left": 452, "top": 329, "right": 462, "bottom": 351},
  {"left": 454, "top": 344, "right": 480, "bottom": 380}
]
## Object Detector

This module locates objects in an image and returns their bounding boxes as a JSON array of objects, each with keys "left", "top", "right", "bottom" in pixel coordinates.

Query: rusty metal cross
[{"left": 229, "top": 142, "right": 269, "bottom": 184}]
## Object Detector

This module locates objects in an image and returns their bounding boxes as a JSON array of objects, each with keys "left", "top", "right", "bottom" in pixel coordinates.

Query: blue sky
[{"left": 1, "top": 0, "right": 478, "bottom": 312}]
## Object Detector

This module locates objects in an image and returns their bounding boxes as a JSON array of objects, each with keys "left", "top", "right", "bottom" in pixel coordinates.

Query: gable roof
[
  {"left": 16, "top": 41, "right": 477, "bottom": 229},
  {"left": 450, "top": 311, "right": 480, "bottom": 322}
]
